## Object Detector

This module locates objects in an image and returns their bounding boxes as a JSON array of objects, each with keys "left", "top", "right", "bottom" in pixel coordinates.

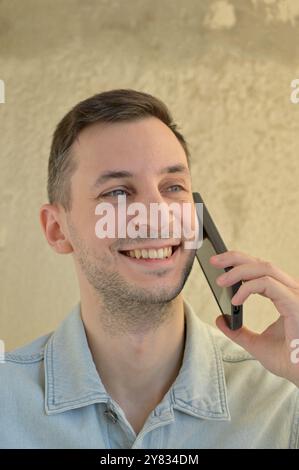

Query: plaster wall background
[{"left": 1, "top": 0, "right": 299, "bottom": 350}]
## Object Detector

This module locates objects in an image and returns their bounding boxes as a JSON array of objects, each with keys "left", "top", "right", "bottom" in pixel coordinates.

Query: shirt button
[{"left": 104, "top": 407, "right": 118, "bottom": 423}]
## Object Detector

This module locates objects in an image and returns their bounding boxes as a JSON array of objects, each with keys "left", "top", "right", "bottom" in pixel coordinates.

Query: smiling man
[
  {"left": 0, "top": 89, "right": 298, "bottom": 449},
  {"left": 42, "top": 99, "right": 197, "bottom": 435}
]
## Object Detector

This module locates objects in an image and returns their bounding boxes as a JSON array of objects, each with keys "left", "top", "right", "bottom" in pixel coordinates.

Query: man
[{"left": 1, "top": 89, "right": 298, "bottom": 449}]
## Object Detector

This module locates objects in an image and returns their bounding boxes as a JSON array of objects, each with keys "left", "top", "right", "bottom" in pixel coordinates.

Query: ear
[{"left": 39, "top": 203, "right": 73, "bottom": 254}]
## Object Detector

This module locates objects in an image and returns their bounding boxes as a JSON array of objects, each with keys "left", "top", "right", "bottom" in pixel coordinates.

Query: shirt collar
[{"left": 44, "top": 299, "right": 230, "bottom": 421}]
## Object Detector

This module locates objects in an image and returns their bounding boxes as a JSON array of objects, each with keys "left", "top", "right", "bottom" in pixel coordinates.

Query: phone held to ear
[{"left": 192, "top": 191, "right": 243, "bottom": 330}]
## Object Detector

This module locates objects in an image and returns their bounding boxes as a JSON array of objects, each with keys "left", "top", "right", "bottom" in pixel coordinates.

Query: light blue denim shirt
[{"left": 0, "top": 298, "right": 298, "bottom": 449}]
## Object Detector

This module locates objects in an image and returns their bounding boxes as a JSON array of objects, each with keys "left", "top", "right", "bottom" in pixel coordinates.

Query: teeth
[{"left": 126, "top": 246, "right": 175, "bottom": 259}]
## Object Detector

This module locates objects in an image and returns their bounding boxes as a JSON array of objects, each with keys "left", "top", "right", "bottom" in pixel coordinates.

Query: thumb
[{"left": 215, "top": 315, "right": 259, "bottom": 357}]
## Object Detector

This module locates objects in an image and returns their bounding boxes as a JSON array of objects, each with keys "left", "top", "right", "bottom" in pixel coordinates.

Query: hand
[{"left": 210, "top": 250, "right": 299, "bottom": 387}]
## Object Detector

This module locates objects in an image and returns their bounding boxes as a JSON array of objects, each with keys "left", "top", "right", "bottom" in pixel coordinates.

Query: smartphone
[{"left": 192, "top": 191, "right": 243, "bottom": 330}]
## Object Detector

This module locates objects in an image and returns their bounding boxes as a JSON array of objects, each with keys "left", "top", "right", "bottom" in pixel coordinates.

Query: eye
[
  {"left": 102, "top": 188, "right": 129, "bottom": 198},
  {"left": 166, "top": 185, "right": 185, "bottom": 192},
  {"left": 99, "top": 185, "right": 185, "bottom": 199}
]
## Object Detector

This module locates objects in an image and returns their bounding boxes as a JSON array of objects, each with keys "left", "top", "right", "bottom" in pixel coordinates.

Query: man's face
[{"left": 66, "top": 117, "right": 197, "bottom": 306}]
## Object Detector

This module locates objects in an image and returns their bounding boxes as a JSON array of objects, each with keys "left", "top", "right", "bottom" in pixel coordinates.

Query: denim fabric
[{"left": 0, "top": 298, "right": 298, "bottom": 449}]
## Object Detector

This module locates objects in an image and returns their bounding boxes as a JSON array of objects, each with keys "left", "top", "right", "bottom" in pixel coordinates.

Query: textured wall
[{"left": 1, "top": 0, "right": 299, "bottom": 351}]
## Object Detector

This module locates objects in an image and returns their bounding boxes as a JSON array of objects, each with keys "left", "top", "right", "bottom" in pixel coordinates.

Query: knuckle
[
  {"left": 263, "top": 260, "right": 273, "bottom": 269},
  {"left": 291, "top": 286, "right": 299, "bottom": 296}
]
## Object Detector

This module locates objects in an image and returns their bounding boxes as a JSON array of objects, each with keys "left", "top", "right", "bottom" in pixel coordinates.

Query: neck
[{"left": 79, "top": 286, "right": 186, "bottom": 408}]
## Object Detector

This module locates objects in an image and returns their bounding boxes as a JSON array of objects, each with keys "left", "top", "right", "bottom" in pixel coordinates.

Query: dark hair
[{"left": 47, "top": 89, "right": 191, "bottom": 211}]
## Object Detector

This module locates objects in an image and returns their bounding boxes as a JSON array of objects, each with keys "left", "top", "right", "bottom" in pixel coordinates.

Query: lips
[
  {"left": 119, "top": 243, "right": 181, "bottom": 260},
  {"left": 118, "top": 242, "right": 181, "bottom": 264},
  {"left": 118, "top": 242, "right": 181, "bottom": 252}
]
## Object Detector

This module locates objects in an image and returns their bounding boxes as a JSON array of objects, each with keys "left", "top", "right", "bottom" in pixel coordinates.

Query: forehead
[{"left": 71, "top": 117, "right": 188, "bottom": 174}]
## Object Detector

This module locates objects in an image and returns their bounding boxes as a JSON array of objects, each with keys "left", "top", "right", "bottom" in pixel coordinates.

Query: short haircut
[{"left": 47, "top": 89, "right": 191, "bottom": 211}]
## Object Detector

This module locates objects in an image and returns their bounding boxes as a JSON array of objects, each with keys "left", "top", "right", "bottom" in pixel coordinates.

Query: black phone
[{"left": 192, "top": 191, "right": 243, "bottom": 330}]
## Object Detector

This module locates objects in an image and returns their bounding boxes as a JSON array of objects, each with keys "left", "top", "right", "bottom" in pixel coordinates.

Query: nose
[{"left": 128, "top": 187, "right": 180, "bottom": 240}]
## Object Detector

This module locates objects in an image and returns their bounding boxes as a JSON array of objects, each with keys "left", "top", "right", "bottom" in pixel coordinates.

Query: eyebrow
[{"left": 91, "top": 164, "right": 190, "bottom": 189}]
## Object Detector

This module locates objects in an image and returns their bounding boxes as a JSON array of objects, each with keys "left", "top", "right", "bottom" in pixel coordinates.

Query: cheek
[
  {"left": 92, "top": 235, "right": 117, "bottom": 258},
  {"left": 179, "top": 208, "right": 198, "bottom": 244}
]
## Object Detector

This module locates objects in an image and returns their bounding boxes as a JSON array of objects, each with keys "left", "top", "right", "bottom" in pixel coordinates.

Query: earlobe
[
  {"left": 56, "top": 239, "right": 73, "bottom": 254},
  {"left": 39, "top": 203, "right": 73, "bottom": 254}
]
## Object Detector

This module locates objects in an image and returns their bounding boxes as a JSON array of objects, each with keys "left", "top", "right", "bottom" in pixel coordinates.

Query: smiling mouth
[{"left": 118, "top": 243, "right": 181, "bottom": 260}]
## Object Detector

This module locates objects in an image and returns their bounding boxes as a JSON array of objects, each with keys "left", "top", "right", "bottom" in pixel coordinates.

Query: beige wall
[{"left": 1, "top": 0, "right": 299, "bottom": 351}]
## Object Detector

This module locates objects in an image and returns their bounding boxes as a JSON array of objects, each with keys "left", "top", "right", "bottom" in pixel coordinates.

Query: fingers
[
  {"left": 215, "top": 315, "right": 259, "bottom": 354},
  {"left": 215, "top": 315, "right": 285, "bottom": 367},
  {"left": 230, "top": 277, "right": 299, "bottom": 319},
  {"left": 211, "top": 251, "right": 299, "bottom": 290},
  {"left": 210, "top": 250, "right": 260, "bottom": 267},
  {"left": 216, "top": 262, "right": 299, "bottom": 291}
]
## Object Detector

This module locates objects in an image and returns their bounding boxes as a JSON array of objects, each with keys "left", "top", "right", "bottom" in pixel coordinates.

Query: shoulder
[
  {"left": 204, "top": 322, "right": 254, "bottom": 362},
  {"left": 205, "top": 321, "right": 299, "bottom": 398},
  {"left": 0, "top": 332, "right": 54, "bottom": 437},
  {"left": 0, "top": 332, "right": 53, "bottom": 395},
  {"left": 4, "top": 331, "right": 52, "bottom": 364}
]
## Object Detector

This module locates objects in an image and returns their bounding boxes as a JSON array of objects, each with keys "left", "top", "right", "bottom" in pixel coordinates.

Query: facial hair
[{"left": 68, "top": 219, "right": 196, "bottom": 337}]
